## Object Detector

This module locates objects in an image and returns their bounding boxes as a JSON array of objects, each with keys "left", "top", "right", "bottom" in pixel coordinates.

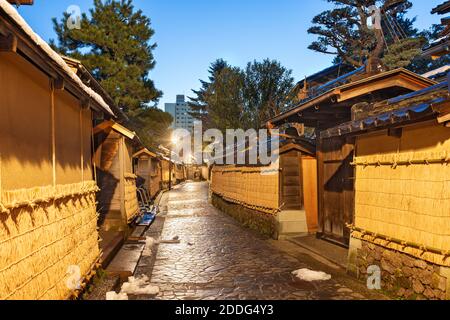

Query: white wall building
[{"left": 165, "top": 95, "right": 196, "bottom": 133}]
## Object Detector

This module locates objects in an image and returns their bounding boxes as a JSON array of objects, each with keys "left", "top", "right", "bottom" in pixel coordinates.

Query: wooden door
[
  {"left": 317, "top": 136, "right": 355, "bottom": 247},
  {"left": 280, "top": 151, "right": 303, "bottom": 210}
]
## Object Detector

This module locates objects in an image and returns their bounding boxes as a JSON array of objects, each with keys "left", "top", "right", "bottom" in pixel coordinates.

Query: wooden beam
[
  {"left": 388, "top": 128, "right": 403, "bottom": 138},
  {"left": 53, "top": 77, "right": 65, "bottom": 90},
  {"left": 81, "top": 98, "right": 91, "bottom": 110},
  {"left": 0, "top": 33, "right": 17, "bottom": 52},
  {"left": 438, "top": 113, "right": 450, "bottom": 124},
  {"left": 338, "top": 77, "right": 429, "bottom": 103}
]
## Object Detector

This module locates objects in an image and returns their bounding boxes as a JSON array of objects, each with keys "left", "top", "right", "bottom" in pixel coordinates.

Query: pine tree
[
  {"left": 243, "top": 59, "right": 295, "bottom": 128},
  {"left": 51, "top": 0, "right": 168, "bottom": 145},
  {"left": 308, "top": 0, "right": 424, "bottom": 72},
  {"left": 188, "top": 59, "right": 228, "bottom": 127},
  {"left": 204, "top": 66, "right": 247, "bottom": 132}
]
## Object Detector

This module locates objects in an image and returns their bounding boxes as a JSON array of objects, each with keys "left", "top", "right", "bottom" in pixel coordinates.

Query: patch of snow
[
  {"left": 0, "top": 0, "right": 114, "bottom": 116},
  {"left": 142, "top": 237, "right": 157, "bottom": 257},
  {"left": 292, "top": 269, "right": 332, "bottom": 282},
  {"left": 106, "top": 291, "right": 128, "bottom": 300},
  {"left": 120, "top": 275, "right": 159, "bottom": 296}
]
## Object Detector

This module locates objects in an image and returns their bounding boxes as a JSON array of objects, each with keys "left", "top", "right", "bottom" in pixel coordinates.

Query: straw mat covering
[
  {"left": 211, "top": 166, "right": 280, "bottom": 214},
  {"left": 0, "top": 181, "right": 100, "bottom": 300},
  {"left": 352, "top": 123, "right": 450, "bottom": 266},
  {"left": 124, "top": 174, "right": 139, "bottom": 223}
]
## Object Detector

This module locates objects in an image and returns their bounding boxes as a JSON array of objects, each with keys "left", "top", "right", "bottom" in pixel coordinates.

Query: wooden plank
[
  {"left": 318, "top": 136, "right": 355, "bottom": 246},
  {"left": 317, "top": 137, "right": 325, "bottom": 236}
]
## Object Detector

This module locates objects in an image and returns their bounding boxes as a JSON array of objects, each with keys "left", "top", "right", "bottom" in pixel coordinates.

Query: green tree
[
  {"left": 308, "top": 0, "right": 424, "bottom": 72},
  {"left": 51, "top": 0, "right": 169, "bottom": 145},
  {"left": 134, "top": 108, "right": 173, "bottom": 148},
  {"left": 204, "top": 66, "right": 247, "bottom": 132},
  {"left": 243, "top": 59, "right": 295, "bottom": 128},
  {"left": 191, "top": 59, "right": 296, "bottom": 132},
  {"left": 188, "top": 59, "right": 229, "bottom": 127}
]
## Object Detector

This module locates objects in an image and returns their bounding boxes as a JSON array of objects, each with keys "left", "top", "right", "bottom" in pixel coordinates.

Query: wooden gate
[{"left": 317, "top": 136, "right": 355, "bottom": 247}]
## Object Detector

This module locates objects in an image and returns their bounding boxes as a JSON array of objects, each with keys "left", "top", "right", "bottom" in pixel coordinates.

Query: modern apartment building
[{"left": 165, "top": 95, "right": 196, "bottom": 133}]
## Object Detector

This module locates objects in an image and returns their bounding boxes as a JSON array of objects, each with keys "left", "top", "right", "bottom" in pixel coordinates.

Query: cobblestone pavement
[{"left": 134, "top": 182, "right": 387, "bottom": 300}]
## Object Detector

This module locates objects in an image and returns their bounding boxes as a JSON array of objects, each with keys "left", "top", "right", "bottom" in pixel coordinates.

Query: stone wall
[
  {"left": 349, "top": 238, "right": 449, "bottom": 300},
  {"left": 211, "top": 193, "right": 278, "bottom": 239}
]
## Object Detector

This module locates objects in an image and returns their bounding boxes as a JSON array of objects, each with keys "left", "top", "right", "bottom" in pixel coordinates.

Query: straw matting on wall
[
  {"left": 161, "top": 161, "right": 171, "bottom": 183},
  {"left": 353, "top": 122, "right": 450, "bottom": 267},
  {"left": 149, "top": 162, "right": 161, "bottom": 199},
  {"left": 211, "top": 166, "right": 280, "bottom": 214},
  {"left": 124, "top": 173, "right": 139, "bottom": 223},
  {"left": 0, "top": 181, "right": 100, "bottom": 300}
]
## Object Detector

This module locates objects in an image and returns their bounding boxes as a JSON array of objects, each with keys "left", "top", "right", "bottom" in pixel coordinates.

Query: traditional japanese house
[
  {"left": 133, "top": 148, "right": 162, "bottom": 199},
  {"left": 186, "top": 165, "right": 201, "bottom": 181},
  {"left": 267, "top": 68, "right": 437, "bottom": 246},
  {"left": 322, "top": 81, "right": 450, "bottom": 300},
  {"left": 173, "top": 162, "right": 186, "bottom": 183},
  {"left": 93, "top": 120, "right": 140, "bottom": 235},
  {"left": 0, "top": 1, "right": 114, "bottom": 299},
  {"left": 210, "top": 138, "right": 318, "bottom": 239},
  {"left": 422, "top": 65, "right": 450, "bottom": 83},
  {"left": 160, "top": 156, "right": 173, "bottom": 189},
  {"left": 62, "top": 55, "right": 129, "bottom": 124},
  {"left": 292, "top": 63, "right": 355, "bottom": 100},
  {"left": 423, "top": 1, "right": 450, "bottom": 59}
]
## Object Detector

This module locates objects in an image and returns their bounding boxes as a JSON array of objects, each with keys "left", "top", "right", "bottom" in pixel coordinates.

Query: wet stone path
[{"left": 134, "top": 182, "right": 385, "bottom": 300}]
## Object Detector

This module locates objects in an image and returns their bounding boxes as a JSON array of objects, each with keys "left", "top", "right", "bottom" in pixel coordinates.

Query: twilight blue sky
[{"left": 17, "top": 0, "right": 444, "bottom": 109}]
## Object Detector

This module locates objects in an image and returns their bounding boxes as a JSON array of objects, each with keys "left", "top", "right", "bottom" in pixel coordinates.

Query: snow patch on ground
[
  {"left": 106, "top": 291, "right": 128, "bottom": 300},
  {"left": 120, "top": 275, "right": 160, "bottom": 296},
  {"left": 292, "top": 269, "right": 332, "bottom": 282},
  {"left": 142, "top": 237, "right": 157, "bottom": 257}
]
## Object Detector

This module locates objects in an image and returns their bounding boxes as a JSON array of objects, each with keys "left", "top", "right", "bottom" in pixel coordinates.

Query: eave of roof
[
  {"left": 0, "top": 0, "right": 114, "bottom": 116},
  {"left": 422, "top": 38, "right": 450, "bottom": 59},
  {"left": 133, "top": 148, "right": 158, "bottom": 159},
  {"left": 320, "top": 85, "right": 450, "bottom": 139},
  {"left": 267, "top": 68, "right": 437, "bottom": 126},
  {"left": 93, "top": 120, "right": 136, "bottom": 140},
  {"left": 61, "top": 56, "right": 130, "bottom": 123},
  {"left": 276, "top": 141, "right": 316, "bottom": 157},
  {"left": 432, "top": 1, "right": 450, "bottom": 14}
]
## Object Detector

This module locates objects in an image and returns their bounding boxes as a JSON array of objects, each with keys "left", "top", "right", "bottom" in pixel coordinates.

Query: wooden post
[
  {"left": 0, "top": 153, "right": 2, "bottom": 207},
  {"left": 80, "top": 109, "right": 84, "bottom": 182},
  {"left": 316, "top": 134, "right": 324, "bottom": 238},
  {"left": 169, "top": 162, "right": 172, "bottom": 190},
  {"left": 119, "top": 137, "right": 126, "bottom": 224},
  {"left": 51, "top": 82, "right": 56, "bottom": 187}
]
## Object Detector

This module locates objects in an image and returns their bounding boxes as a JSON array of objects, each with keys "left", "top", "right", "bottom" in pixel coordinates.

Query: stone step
[
  {"left": 106, "top": 243, "right": 145, "bottom": 276},
  {"left": 278, "top": 210, "right": 307, "bottom": 221},
  {"left": 278, "top": 220, "right": 308, "bottom": 235}
]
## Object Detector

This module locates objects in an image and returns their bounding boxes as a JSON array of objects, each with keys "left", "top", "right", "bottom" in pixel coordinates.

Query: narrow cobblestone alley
[{"left": 133, "top": 182, "right": 387, "bottom": 300}]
